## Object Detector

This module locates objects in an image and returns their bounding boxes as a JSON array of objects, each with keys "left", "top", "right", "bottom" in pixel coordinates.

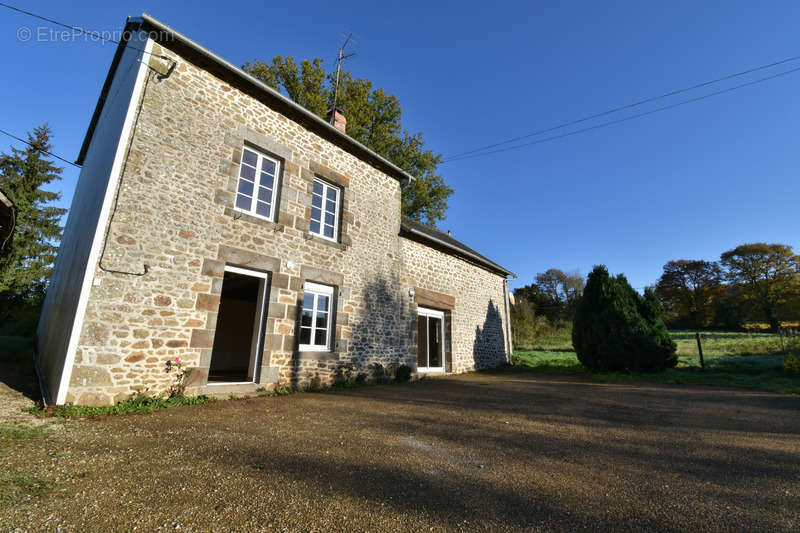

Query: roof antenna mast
[{"left": 330, "top": 33, "right": 356, "bottom": 124}]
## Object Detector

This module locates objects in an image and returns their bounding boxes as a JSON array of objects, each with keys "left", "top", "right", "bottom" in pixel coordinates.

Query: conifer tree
[
  {"left": 0, "top": 125, "right": 66, "bottom": 330},
  {"left": 572, "top": 265, "right": 676, "bottom": 372}
]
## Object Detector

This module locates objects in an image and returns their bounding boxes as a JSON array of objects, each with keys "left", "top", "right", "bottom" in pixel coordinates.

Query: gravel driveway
[{"left": 2, "top": 369, "right": 799, "bottom": 531}]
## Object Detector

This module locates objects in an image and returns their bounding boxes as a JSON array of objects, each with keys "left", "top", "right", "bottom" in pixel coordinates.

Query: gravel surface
[{"left": 2, "top": 369, "right": 799, "bottom": 531}]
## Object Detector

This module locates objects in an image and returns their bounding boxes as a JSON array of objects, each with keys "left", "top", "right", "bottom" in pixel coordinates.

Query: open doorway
[{"left": 208, "top": 266, "right": 269, "bottom": 383}]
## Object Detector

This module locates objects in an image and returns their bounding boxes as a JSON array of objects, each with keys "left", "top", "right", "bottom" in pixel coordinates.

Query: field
[{"left": 514, "top": 331, "right": 800, "bottom": 395}]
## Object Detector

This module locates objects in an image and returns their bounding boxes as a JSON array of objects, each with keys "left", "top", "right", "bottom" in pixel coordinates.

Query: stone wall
[
  {"left": 400, "top": 238, "right": 510, "bottom": 373},
  {"left": 62, "top": 40, "right": 508, "bottom": 406}
]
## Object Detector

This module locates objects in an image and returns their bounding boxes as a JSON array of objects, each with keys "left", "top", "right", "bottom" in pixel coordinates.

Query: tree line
[
  {"left": 511, "top": 268, "right": 585, "bottom": 346},
  {"left": 656, "top": 243, "right": 800, "bottom": 331},
  {"left": 511, "top": 242, "right": 800, "bottom": 348}
]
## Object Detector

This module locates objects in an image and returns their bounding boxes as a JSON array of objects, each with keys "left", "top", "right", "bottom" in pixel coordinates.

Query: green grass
[
  {"left": 515, "top": 330, "right": 800, "bottom": 357},
  {"left": 27, "top": 394, "right": 216, "bottom": 419},
  {"left": 671, "top": 330, "right": 800, "bottom": 356},
  {"left": 0, "top": 472, "right": 56, "bottom": 509},
  {"left": 0, "top": 422, "right": 49, "bottom": 448},
  {"left": 514, "top": 349, "right": 800, "bottom": 395}
]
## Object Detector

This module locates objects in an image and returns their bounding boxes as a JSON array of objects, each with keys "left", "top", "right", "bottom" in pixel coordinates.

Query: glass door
[{"left": 417, "top": 307, "right": 445, "bottom": 372}]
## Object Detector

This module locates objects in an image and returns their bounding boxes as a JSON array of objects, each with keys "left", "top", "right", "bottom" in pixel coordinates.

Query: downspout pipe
[{"left": 503, "top": 272, "right": 518, "bottom": 365}]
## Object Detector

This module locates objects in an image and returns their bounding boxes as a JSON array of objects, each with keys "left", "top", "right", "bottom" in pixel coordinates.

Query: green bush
[
  {"left": 395, "top": 364, "right": 412, "bottom": 382},
  {"left": 572, "top": 265, "right": 677, "bottom": 372},
  {"left": 784, "top": 355, "right": 800, "bottom": 374}
]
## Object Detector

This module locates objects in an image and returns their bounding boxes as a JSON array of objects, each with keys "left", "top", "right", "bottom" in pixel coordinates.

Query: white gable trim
[{"left": 54, "top": 36, "right": 155, "bottom": 405}]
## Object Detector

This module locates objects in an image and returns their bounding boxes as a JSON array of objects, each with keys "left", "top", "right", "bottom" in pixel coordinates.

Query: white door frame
[
  {"left": 417, "top": 306, "right": 445, "bottom": 373},
  {"left": 207, "top": 265, "right": 269, "bottom": 385}
]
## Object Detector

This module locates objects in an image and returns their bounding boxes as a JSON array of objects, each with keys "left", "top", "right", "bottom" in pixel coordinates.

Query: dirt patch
[{"left": 1, "top": 369, "right": 799, "bottom": 531}]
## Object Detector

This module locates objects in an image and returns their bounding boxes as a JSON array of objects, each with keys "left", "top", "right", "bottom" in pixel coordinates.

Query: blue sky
[{"left": 2, "top": 1, "right": 799, "bottom": 291}]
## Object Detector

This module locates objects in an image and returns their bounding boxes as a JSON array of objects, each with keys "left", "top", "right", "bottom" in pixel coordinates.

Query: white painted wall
[{"left": 36, "top": 30, "right": 151, "bottom": 404}]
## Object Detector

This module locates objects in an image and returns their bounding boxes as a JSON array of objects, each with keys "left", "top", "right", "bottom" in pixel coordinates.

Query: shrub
[
  {"left": 784, "top": 355, "right": 800, "bottom": 373},
  {"left": 572, "top": 265, "right": 677, "bottom": 372},
  {"left": 395, "top": 364, "right": 412, "bottom": 382}
]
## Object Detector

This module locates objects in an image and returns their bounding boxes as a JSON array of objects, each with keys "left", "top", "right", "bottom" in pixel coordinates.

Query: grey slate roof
[{"left": 400, "top": 216, "right": 514, "bottom": 277}]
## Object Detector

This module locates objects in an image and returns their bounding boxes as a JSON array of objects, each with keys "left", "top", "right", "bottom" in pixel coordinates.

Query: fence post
[{"left": 695, "top": 332, "right": 705, "bottom": 370}]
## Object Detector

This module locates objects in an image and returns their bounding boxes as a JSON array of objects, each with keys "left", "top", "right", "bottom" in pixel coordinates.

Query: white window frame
[
  {"left": 299, "top": 281, "right": 335, "bottom": 352},
  {"left": 417, "top": 306, "right": 445, "bottom": 373},
  {"left": 234, "top": 146, "right": 281, "bottom": 222},
  {"left": 309, "top": 178, "right": 341, "bottom": 242}
]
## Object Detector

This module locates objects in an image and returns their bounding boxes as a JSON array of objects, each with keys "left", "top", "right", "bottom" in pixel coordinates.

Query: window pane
[
  {"left": 299, "top": 327, "right": 311, "bottom": 345},
  {"left": 309, "top": 219, "right": 320, "bottom": 235},
  {"left": 428, "top": 317, "right": 441, "bottom": 367},
  {"left": 261, "top": 159, "right": 276, "bottom": 175},
  {"left": 326, "top": 199, "right": 336, "bottom": 213},
  {"left": 417, "top": 315, "right": 427, "bottom": 367},
  {"left": 302, "top": 293, "right": 315, "bottom": 311},
  {"left": 301, "top": 308, "right": 313, "bottom": 327},
  {"left": 239, "top": 164, "right": 256, "bottom": 181},
  {"left": 237, "top": 180, "right": 254, "bottom": 197},
  {"left": 256, "top": 201, "right": 271, "bottom": 217},
  {"left": 324, "top": 212, "right": 335, "bottom": 226},
  {"left": 242, "top": 149, "right": 258, "bottom": 167},
  {"left": 326, "top": 187, "right": 337, "bottom": 201},
  {"left": 313, "top": 181, "right": 323, "bottom": 195},
  {"left": 235, "top": 194, "right": 251, "bottom": 211},
  {"left": 315, "top": 313, "right": 327, "bottom": 330},
  {"left": 258, "top": 187, "right": 273, "bottom": 202},
  {"left": 311, "top": 194, "right": 322, "bottom": 209},
  {"left": 324, "top": 225, "right": 334, "bottom": 239},
  {"left": 317, "top": 295, "right": 329, "bottom": 312},
  {"left": 314, "top": 328, "right": 327, "bottom": 347},
  {"left": 260, "top": 173, "right": 274, "bottom": 189}
]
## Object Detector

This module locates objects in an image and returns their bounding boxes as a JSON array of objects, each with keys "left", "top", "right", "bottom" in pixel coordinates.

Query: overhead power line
[
  {"left": 444, "top": 54, "right": 800, "bottom": 162},
  {"left": 0, "top": 128, "right": 81, "bottom": 168},
  {"left": 0, "top": 1, "right": 169, "bottom": 59},
  {"left": 443, "top": 64, "right": 800, "bottom": 163}
]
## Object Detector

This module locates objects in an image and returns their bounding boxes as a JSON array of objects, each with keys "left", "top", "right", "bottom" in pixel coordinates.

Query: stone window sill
[
  {"left": 296, "top": 351, "right": 340, "bottom": 362},
  {"left": 304, "top": 233, "right": 347, "bottom": 250},
  {"left": 224, "top": 207, "right": 284, "bottom": 231}
]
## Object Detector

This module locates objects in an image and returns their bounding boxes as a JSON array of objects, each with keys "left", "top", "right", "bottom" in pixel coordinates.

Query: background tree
[
  {"left": 572, "top": 265, "right": 676, "bottom": 372},
  {"left": 243, "top": 57, "right": 453, "bottom": 225},
  {"left": 655, "top": 259, "right": 722, "bottom": 329},
  {"left": 0, "top": 125, "right": 66, "bottom": 333},
  {"left": 720, "top": 243, "right": 800, "bottom": 331},
  {"left": 531, "top": 268, "right": 584, "bottom": 322}
]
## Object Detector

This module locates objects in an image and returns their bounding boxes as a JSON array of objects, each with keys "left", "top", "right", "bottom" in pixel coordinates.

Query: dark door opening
[{"left": 209, "top": 267, "right": 269, "bottom": 383}]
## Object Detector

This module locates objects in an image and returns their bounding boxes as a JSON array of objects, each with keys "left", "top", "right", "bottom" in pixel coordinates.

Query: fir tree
[
  {"left": 572, "top": 265, "right": 677, "bottom": 372},
  {"left": 0, "top": 125, "right": 66, "bottom": 330}
]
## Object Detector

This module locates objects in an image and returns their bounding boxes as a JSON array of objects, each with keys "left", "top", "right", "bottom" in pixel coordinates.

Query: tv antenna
[{"left": 330, "top": 33, "right": 356, "bottom": 123}]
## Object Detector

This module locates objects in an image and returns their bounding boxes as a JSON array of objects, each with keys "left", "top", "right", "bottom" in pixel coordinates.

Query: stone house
[{"left": 36, "top": 14, "right": 514, "bottom": 406}]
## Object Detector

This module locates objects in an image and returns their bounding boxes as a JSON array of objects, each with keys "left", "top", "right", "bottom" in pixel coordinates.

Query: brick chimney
[{"left": 327, "top": 108, "right": 347, "bottom": 133}]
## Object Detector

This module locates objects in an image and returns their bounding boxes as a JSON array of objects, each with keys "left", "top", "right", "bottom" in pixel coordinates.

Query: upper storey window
[
  {"left": 310, "top": 178, "right": 340, "bottom": 241},
  {"left": 235, "top": 147, "right": 280, "bottom": 221}
]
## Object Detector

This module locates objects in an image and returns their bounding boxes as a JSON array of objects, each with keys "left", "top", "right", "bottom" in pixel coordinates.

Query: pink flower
[{"left": 174, "top": 357, "right": 182, "bottom": 364}]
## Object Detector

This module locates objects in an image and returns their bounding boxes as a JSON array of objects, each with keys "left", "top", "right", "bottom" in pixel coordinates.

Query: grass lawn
[{"left": 514, "top": 331, "right": 800, "bottom": 395}]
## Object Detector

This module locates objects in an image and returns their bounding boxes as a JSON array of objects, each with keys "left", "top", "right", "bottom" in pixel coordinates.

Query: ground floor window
[
  {"left": 417, "top": 306, "right": 445, "bottom": 372},
  {"left": 299, "top": 281, "right": 334, "bottom": 351}
]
